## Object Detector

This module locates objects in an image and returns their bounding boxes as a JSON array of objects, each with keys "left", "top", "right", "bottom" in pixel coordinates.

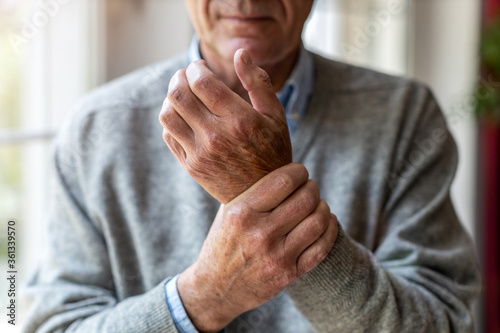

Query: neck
[{"left": 199, "top": 43, "right": 300, "bottom": 103}]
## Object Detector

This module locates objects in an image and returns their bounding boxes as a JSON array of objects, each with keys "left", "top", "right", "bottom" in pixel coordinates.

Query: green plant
[{"left": 474, "top": 16, "right": 500, "bottom": 121}]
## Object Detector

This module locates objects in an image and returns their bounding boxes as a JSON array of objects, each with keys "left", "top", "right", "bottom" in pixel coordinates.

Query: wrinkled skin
[
  {"left": 159, "top": 50, "right": 292, "bottom": 203},
  {"left": 178, "top": 164, "right": 338, "bottom": 332}
]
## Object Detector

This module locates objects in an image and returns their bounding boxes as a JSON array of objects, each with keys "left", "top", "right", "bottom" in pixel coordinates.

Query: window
[
  {"left": 1, "top": 0, "right": 106, "bottom": 328},
  {"left": 304, "top": 0, "right": 411, "bottom": 75}
]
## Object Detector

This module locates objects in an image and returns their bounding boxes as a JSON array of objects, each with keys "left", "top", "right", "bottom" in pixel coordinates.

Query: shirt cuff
[
  {"left": 165, "top": 275, "right": 227, "bottom": 333},
  {"left": 165, "top": 275, "right": 200, "bottom": 333}
]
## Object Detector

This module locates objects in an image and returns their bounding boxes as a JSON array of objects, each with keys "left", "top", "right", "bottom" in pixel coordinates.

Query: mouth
[{"left": 220, "top": 15, "right": 273, "bottom": 23}]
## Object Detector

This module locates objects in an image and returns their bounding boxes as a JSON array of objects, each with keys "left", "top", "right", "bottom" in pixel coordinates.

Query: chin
[{"left": 221, "top": 38, "right": 288, "bottom": 67}]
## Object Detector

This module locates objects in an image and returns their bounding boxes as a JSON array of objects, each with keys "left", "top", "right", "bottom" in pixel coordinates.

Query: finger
[
  {"left": 269, "top": 179, "right": 320, "bottom": 236},
  {"left": 234, "top": 49, "right": 284, "bottom": 119},
  {"left": 159, "top": 98, "right": 195, "bottom": 152},
  {"left": 168, "top": 69, "right": 214, "bottom": 132},
  {"left": 237, "top": 163, "right": 309, "bottom": 212},
  {"left": 162, "top": 128, "right": 187, "bottom": 161},
  {"left": 284, "top": 200, "right": 330, "bottom": 260},
  {"left": 185, "top": 60, "right": 247, "bottom": 117},
  {"left": 296, "top": 213, "right": 339, "bottom": 277}
]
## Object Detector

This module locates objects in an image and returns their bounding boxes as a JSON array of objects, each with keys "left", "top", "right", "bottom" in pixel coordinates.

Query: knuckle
[
  {"left": 255, "top": 125, "right": 274, "bottom": 142},
  {"left": 158, "top": 104, "right": 175, "bottom": 128},
  {"left": 175, "top": 68, "right": 186, "bottom": 78},
  {"left": 301, "top": 184, "right": 320, "bottom": 211},
  {"left": 190, "top": 59, "right": 206, "bottom": 69},
  {"left": 309, "top": 215, "right": 327, "bottom": 237},
  {"left": 256, "top": 68, "right": 272, "bottom": 88},
  {"left": 274, "top": 173, "right": 294, "bottom": 192},
  {"left": 171, "top": 69, "right": 184, "bottom": 83},
  {"left": 205, "top": 132, "right": 225, "bottom": 151},
  {"left": 232, "top": 116, "right": 252, "bottom": 136},
  {"left": 158, "top": 112, "right": 167, "bottom": 128},
  {"left": 270, "top": 270, "right": 293, "bottom": 289},
  {"left": 315, "top": 243, "right": 331, "bottom": 263},
  {"left": 161, "top": 95, "right": 169, "bottom": 110},
  {"left": 161, "top": 128, "right": 171, "bottom": 143},
  {"left": 296, "top": 240, "right": 333, "bottom": 277},
  {"left": 308, "top": 179, "right": 319, "bottom": 193},
  {"left": 167, "top": 70, "right": 186, "bottom": 102},
  {"left": 191, "top": 74, "right": 212, "bottom": 92},
  {"left": 288, "top": 163, "right": 309, "bottom": 182},
  {"left": 167, "top": 85, "right": 184, "bottom": 105},
  {"left": 250, "top": 229, "right": 268, "bottom": 247},
  {"left": 225, "top": 202, "right": 251, "bottom": 227},
  {"left": 232, "top": 116, "right": 261, "bottom": 141},
  {"left": 186, "top": 60, "right": 202, "bottom": 78},
  {"left": 262, "top": 259, "right": 291, "bottom": 287},
  {"left": 296, "top": 257, "right": 312, "bottom": 277}
]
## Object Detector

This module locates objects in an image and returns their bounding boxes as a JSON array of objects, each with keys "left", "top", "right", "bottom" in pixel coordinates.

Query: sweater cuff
[
  {"left": 115, "top": 277, "right": 178, "bottom": 332},
  {"left": 287, "top": 221, "right": 372, "bottom": 311}
]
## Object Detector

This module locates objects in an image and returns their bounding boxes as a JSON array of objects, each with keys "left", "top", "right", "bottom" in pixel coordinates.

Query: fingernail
[{"left": 240, "top": 49, "right": 253, "bottom": 66}]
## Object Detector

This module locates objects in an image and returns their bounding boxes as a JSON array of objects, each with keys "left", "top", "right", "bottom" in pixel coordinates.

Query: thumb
[{"left": 234, "top": 48, "right": 282, "bottom": 118}]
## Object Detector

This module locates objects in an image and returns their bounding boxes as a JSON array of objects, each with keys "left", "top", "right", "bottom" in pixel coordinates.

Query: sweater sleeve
[
  {"left": 21, "top": 120, "right": 179, "bottom": 333},
  {"left": 286, "top": 88, "right": 481, "bottom": 332}
]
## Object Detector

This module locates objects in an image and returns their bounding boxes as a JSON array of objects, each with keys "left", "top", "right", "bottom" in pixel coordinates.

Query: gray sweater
[{"left": 22, "top": 52, "right": 481, "bottom": 333}]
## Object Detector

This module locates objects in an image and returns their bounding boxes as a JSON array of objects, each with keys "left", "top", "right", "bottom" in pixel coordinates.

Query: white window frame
[{"left": 0, "top": 2, "right": 106, "bottom": 327}]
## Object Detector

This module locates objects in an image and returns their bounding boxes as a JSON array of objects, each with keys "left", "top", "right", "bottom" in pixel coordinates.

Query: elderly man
[{"left": 24, "top": 0, "right": 480, "bottom": 332}]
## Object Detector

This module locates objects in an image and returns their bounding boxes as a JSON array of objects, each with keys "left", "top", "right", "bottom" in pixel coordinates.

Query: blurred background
[{"left": 0, "top": 0, "right": 498, "bottom": 332}]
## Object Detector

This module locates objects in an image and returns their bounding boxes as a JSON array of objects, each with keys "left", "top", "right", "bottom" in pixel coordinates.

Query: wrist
[{"left": 177, "top": 265, "right": 234, "bottom": 332}]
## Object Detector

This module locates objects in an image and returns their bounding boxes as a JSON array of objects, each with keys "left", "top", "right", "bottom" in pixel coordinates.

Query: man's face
[{"left": 184, "top": 0, "right": 314, "bottom": 67}]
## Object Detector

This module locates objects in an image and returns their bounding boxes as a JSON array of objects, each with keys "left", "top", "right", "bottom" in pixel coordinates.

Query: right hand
[
  {"left": 177, "top": 163, "right": 338, "bottom": 332},
  {"left": 159, "top": 49, "right": 292, "bottom": 204}
]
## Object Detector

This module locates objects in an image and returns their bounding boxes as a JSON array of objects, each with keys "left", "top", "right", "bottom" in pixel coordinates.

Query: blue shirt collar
[{"left": 188, "top": 35, "right": 315, "bottom": 136}]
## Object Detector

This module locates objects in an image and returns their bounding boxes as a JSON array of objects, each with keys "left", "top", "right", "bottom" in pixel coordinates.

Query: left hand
[
  {"left": 177, "top": 164, "right": 338, "bottom": 332},
  {"left": 159, "top": 49, "right": 292, "bottom": 204}
]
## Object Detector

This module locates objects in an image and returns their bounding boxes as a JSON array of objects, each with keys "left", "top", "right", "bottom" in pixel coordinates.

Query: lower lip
[{"left": 222, "top": 17, "right": 272, "bottom": 24}]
